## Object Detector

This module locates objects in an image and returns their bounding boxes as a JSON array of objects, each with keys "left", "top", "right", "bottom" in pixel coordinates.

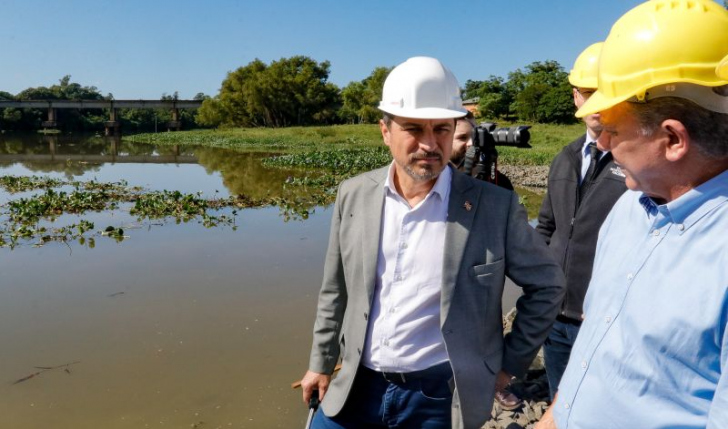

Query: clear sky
[{"left": 0, "top": 0, "right": 644, "bottom": 100}]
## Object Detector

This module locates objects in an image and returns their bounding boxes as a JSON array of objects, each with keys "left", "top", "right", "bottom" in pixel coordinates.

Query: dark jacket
[{"left": 536, "top": 135, "right": 627, "bottom": 320}]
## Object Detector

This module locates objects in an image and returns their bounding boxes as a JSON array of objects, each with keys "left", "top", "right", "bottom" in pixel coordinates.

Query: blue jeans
[
  {"left": 543, "top": 319, "right": 581, "bottom": 400},
  {"left": 311, "top": 365, "right": 453, "bottom": 429}
]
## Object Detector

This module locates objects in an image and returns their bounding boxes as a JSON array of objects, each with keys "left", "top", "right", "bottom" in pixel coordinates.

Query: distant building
[{"left": 462, "top": 97, "right": 480, "bottom": 116}]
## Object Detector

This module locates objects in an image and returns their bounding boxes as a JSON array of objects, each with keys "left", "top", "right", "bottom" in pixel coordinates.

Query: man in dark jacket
[{"left": 536, "top": 42, "right": 627, "bottom": 399}]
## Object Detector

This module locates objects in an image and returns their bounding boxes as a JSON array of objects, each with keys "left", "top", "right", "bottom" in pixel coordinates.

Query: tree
[
  {"left": 464, "top": 76, "right": 514, "bottom": 120},
  {"left": 201, "top": 56, "right": 340, "bottom": 128},
  {"left": 507, "top": 61, "right": 575, "bottom": 123},
  {"left": 339, "top": 66, "right": 392, "bottom": 124}
]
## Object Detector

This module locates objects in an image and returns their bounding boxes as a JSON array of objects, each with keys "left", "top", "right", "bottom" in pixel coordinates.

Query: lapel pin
[{"left": 463, "top": 201, "right": 472, "bottom": 211}]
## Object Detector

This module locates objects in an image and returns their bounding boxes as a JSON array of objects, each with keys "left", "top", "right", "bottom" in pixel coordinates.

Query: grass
[
  {"left": 124, "top": 123, "right": 583, "bottom": 166},
  {"left": 124, "top": 124, "right": 384, "bottom": 151}
]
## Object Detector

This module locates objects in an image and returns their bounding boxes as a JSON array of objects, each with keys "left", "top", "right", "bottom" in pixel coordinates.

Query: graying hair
[{"left": 628, "top": 95, "right": 728, "bottom": 160}]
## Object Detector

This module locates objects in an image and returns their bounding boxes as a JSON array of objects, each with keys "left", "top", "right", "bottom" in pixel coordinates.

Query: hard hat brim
[
  {"left": 575, "top": 90, "right": 627, "bottom": 118},
  {"left": 379, "top": 105, "right": 468, "bottom": 120}
]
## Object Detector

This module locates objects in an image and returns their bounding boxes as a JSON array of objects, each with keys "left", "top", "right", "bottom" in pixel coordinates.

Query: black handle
[{"left": 309, "top": 389, "right": 320, "bottom": 411}]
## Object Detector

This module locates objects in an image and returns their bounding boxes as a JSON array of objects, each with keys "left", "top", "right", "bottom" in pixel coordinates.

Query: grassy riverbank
[{"left": 125, "top": 123, "right": 584, "bottom": 166}]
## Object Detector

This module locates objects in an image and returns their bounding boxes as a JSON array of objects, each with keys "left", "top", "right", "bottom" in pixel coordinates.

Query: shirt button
[
  {"left": 627, "top": 273, "right": 634, "bottom": 280},
  {"left": 605, "top": 316, "right": 612, "bottom": 323},
  {"left": 581, "top": 361, "right": 588, "bottom": 369},
  {"left": 400, "top": 242, "right": 408, "bottom": 249},
  {"left": 564, "top": 402, "right": 570, "bottom": 409},
  {"left": 652, "top": 230, "right": 660, "bottom": 236},
  {"left": 389, "top": 308, "right": 396, "bottom": 314},
  {"left": 677, "top": 224, "right": 685, "bottom": 231},
  {"left": 383, "top": 340, "right": 389, "bottom": 346},
  {"left": 395, "top": 276, "right": 403, "bottom": 282}
]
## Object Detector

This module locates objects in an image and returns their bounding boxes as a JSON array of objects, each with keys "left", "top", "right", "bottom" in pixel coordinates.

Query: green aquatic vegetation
[
  {"left": 7, "top": 188, "right": 120, "bottom": 222},
  {"left": 124, "top": 125, "right": 384, "bottom": 151},
  {"left": 131, "top": 190, "right": 213, "bottom": 220},
  {"left": 0, "top": 175, "right": 65, "bottom": 193},
  {"left": 0, "top": 177, "right": 242, "bottom": 249},
  {"left": 262, "top": 147, "right": 391, "bottom": 174}
]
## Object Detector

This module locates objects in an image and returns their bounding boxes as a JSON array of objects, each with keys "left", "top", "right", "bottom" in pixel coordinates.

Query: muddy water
[{"left": 0, "top": 134, "right": 529, "bottom": 429}]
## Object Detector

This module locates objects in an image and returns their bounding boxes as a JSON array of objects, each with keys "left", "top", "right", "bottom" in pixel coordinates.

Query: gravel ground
[{"left": 498, "top": 165, "right": 550, "bottom": 190}]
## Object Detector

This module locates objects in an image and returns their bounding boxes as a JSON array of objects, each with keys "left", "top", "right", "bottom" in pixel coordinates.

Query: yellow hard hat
[
  {"left": 718, "top": 55, "right": 728, "bottom": 80},
  {"left": 577, "top": 0, "right": 728, "bottom": 118},
  {"left": 569, "top": 42, "right": 603, "bottom": 88}
]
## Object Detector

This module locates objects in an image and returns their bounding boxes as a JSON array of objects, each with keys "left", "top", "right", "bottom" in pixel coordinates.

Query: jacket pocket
[{"left": 469, "top": 259, "right": 504, "bottom": 286}]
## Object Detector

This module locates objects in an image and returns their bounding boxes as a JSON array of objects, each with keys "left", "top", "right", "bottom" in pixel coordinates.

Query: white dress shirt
[
  {"left": 361, "top": 163, "right": 451, "bottom": 372},
  {"left": 579, "top": 133, "right": 604, "bottom": 183}
]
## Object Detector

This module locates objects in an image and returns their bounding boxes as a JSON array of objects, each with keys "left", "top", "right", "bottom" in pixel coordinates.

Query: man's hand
[
  {"left": 301, "top": 370, "right": 331, "bottom": 404},
  {"left": 534, "top": 393, "right": 558, "bottom": 429}
]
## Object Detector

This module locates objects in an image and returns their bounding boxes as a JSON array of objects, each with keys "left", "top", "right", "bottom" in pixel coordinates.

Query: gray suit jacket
[{"left": 309, "top": 166, "right": 564, "bottom": 429}]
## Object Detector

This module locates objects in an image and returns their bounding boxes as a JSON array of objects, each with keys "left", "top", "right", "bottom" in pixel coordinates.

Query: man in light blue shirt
[{"left": 536, "top": 1, "right": 728, "bottom": 428}]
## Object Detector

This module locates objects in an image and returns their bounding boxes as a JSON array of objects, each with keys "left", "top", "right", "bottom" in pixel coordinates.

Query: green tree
[
  {"left": 340, "top": 66, "right": 392, "bottom": 124},
  {"left": 201, "top": 56, "right": 340, "bottom": 128},
  {"left": 508, "top": 61, "right": 575, "bottom": 123},
  {"left": 465, "top": 76, "right": 513, "bottom": 120}
]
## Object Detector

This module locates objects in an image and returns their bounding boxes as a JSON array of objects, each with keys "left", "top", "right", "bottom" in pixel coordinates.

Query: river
[{"left": 0, "top": 133, "right": 527, "bottom": 429}]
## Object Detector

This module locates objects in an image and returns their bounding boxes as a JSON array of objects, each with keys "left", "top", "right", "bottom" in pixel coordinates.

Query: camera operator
[{"left": 451, "top": 112, "right": 514, "bottom": 190}]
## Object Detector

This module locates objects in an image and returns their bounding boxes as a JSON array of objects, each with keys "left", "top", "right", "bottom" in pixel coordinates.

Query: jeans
[
  {"left": 311, "top": 365, "right": 452, "bottom": 429},
  {"left": 543, "top": 318, "right": 582, "bottom": 400}
]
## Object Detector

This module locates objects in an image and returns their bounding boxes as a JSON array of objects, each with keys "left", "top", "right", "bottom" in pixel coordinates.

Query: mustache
[{"left": 411, "top": 151, "right": 442, "bottom": 161}]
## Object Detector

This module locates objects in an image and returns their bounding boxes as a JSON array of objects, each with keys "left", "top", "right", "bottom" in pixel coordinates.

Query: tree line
[
  {"left": 0, "top": 56, "right": 580, "bottom": 132},
  {"left": 198, "top": 56, "right": 577, "bottom": 127}
]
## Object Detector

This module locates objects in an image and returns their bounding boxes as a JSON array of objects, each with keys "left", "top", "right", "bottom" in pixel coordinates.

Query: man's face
[
  {"left": 380, "top": 116, "right": 455, "bottom": 183},
  {"left": 574, "top": 87, "right": 603, "bottom": 138},
  {"left": 451, "top": 120, "right": 473, "bottom": 163},
  {"left": 597, "top": 102, "right": 668, "bottom": 198}
]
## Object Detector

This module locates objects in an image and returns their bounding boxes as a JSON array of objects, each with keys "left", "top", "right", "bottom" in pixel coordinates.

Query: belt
[
  {"left": 556, "top": 314, "right": 582, "bottom": 326},
  {"left": 366, "top": 362, "right": 452, "bottom": 384}
]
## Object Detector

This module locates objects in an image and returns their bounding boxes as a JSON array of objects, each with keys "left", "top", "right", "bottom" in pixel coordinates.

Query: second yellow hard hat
[{"left": 577, "top": 0, "right": 728, "bottom": 118}]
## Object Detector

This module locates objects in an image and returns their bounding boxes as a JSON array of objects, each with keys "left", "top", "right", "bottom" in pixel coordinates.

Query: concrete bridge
[{"left": 0, "top": 99, "right": 203, "bottom": 135}]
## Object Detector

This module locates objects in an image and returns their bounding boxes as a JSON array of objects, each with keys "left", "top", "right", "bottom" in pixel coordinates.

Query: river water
[{"left": 0, "top": 133, "right": 526, "bottom": 429}]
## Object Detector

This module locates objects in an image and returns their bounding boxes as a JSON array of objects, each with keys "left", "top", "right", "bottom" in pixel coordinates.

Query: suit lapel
[
  {"left": 361, "top": 169, "right": 386, "bottom": 303},
  {"left": 441, "top": 169, "right": 480, "bottom": 326}
]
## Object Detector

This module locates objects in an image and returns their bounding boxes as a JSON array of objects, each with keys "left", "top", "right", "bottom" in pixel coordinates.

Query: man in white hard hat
[
  {"left": 300, "top": 56, "right": 564, "bottom": 429},
  {"left": 536, "top": 42, "right": 626, "bottom": 401},
  {"left": 536, "top": 1, "right": 728, "bottom": 428}
]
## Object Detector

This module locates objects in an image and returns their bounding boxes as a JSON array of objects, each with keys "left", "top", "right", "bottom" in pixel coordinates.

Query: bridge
[
  {"left": 0, "top": 134, "right": 198, "bottom": 165},
  {"left": 0, "top": 99, "right": 203, "bottom": 135}
]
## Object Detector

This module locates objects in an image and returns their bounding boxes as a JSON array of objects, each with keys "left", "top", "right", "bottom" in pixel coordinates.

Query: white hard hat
[{"left": 379, "top": 56, "right": 467, "bottom": 119}]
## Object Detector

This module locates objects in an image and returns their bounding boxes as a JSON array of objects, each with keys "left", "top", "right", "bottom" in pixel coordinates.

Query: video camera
[{"left": 462, "top": 122, "right": 532, "bottom": 187}]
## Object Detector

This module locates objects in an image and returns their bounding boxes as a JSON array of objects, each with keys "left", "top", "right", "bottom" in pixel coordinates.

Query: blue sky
[{"left": 0, "top": 0, "right": 643, "bottom": 100}]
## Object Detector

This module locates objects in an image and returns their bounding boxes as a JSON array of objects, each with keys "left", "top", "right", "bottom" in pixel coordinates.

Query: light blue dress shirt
[{"left": 554, "top": 169, "right": 728, "bottom": 429}]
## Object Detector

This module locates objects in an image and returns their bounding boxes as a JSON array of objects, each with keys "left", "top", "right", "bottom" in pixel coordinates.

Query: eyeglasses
[{"left": 576, "top": 88, "right": 596, "bottom": 99}]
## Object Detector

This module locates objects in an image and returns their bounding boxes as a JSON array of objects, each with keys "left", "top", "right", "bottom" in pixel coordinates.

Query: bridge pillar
[
  {"left": 105, "top": 108, "right": 121, "bottom": 136},
  {"left": 167, "top": 108, "right": 181, "bottom": 131},
  {"left": 42, "top": 107, "right": 58, "bottom": 129}
]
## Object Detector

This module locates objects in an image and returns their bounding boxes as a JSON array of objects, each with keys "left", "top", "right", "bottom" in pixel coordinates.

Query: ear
[
  {"left": 661, "top": 119, "right": 690, "bottom": 162},
  {"left": 572, "top": 88, "right": 581, "bottom": 108},
  {"left": 380, "top": 119, "right": 391, "bottom": 148}
]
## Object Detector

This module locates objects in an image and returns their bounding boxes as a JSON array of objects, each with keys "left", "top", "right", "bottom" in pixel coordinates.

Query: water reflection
[{"left": 0, "top": 133, "right": 527, "bottom": 429}]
